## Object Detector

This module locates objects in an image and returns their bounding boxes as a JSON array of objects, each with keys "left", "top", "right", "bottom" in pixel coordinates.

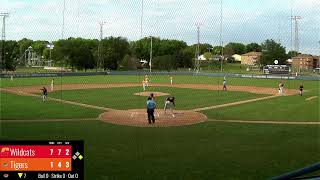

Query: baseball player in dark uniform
[
  {"left": 40, "top": 87, "right": 48, "bottom": 102},
  {"left": 299, "top": 84, "right": 304, "bottom": 96},
  {"left": 164, "top": 97, "right": 175, "bottom": 117}
]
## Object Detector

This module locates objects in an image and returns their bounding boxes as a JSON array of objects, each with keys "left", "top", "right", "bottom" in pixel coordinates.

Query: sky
[{"left": 1, "top": 0, "right": 320, "bottom": 55}]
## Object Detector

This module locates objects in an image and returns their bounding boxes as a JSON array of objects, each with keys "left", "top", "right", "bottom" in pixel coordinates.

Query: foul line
[
  {"left": 0, "top": 118, "right": 98, "bottom": 123},
  {"left": 193, "top": 95, "right": 278, "bottom": 112},
  {"left": 305, "top": 96, "right": 318, "bottom": 101},
  {"left": 207, "top": 119, "right": 320, "bottom": 125},
  {"left": 1, "top": 88, "right": 114, "bottom": 111}
]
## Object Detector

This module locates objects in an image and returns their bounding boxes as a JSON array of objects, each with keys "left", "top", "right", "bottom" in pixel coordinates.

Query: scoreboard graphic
[{"left": 0, "top": 141, "right": 84, "bottom": 179}]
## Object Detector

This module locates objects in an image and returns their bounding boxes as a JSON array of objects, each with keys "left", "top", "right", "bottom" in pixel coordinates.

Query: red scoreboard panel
[{"left": 0, "top": 141, "right": 84, "bottom": 179}]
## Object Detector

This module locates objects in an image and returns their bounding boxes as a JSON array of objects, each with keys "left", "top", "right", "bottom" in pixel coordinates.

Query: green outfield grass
[
  {"left": 203, "top": 89, "right": 319, "bottom": 121},
  {"left": 0, "top": 121, "right": 319, "bottom": 179},
  {"left": 1, "top": 75, "right": 318, "bottom": 91},
  {"left": 48, "top": 86, "right": 266, "bottom": 110},
  {"left": 0, "top": 92, "right": 103, "bottom": 120},
  {"left": 1, "top": 74, "right": 319, "bottom": 179}
]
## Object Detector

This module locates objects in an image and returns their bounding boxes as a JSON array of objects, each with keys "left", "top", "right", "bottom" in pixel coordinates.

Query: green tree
[
  {"left": 1, "top": 40, "right": 20, "bottom": 71},
  {"left": 69, "top": 45, "right": 95, "bottom": 71},
  {"left": 32, "top": 40, "right": 49, "bottom": 57},
  {"left": 17, "top": 38, "right": 33, "bottom": 65},
  {"left": 212, "top": 46, "right": 223, "bottom": 55},
  {"left": 120, "top": 54, "right": 139, "bottom": 70},
  {"left": 203, "top": 52, "right": 213, "bottom": 60},
  {"left": 153, "top": 55, "right": 175, "bottom": 71},
  {"left": 246, "top": 43, "right": 262, "bottom": 53},
  {"left": 100, "top": 36, "right": 130, "bottom": 70},
  {"left": 224, "top": 42, "right": 246, "bottom": 57},
  {"left": 287, "top": 50, "right": 300, "bottom": 58},
  {"left": 260, "top": 39, "right": 287, "bottom": 66}
]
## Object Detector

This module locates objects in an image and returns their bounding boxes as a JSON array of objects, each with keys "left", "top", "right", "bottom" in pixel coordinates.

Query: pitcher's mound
[
  {"left": 134, "top": 91, "right": 170, "bottom": 97},
  {"left": 99, "top": 109, "right": 207, "bottom": 127}
]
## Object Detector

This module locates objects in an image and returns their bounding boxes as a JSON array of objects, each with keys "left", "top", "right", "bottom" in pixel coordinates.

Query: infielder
[
  {"left": 164, "top": 97, "right": 175, "bottom": 117},
  {"left": 40, "top": 87, "right": 48, "bottom": 102},
  {"left": 142, "top": 80, "right": 146, "bottom": 91},
  {"left": 223, "top": 79, "right": 227, "bottom": 91},
  {"left": 51, "top": 78, "right": 54, "bottom": 91},
  {"left": 299, "top": 84, "right": 304, "bottom": 96},
  {"left": 144, "top": 75, "right": 149, "bottom": 87},
  {"left": 170, "top": 76, "right": 173, "bottom": 85},
  {"left": 278, "top": 82, "right": 284, "bottom": 95}
]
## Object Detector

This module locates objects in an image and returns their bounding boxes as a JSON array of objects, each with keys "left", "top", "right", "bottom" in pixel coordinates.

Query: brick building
[
  {"left": 240, "top": 52, "right": 262, "bottom": 65},
  {"left": 291, "top": 54, "right": 318, "bottom": 70}
]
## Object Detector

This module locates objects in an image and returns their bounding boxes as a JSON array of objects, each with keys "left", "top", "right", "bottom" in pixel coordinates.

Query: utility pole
[
  {"left": 98, "top": 21, "right": 106, "bottom": 70},
  {"left": 291, "top": 16, "right": 301, "bottom": 53},
  {"left": 61, "top": 0, "right": 66, "bottom": 39},
  {"left": 140, "top": 0, "right": 144, "bottom": 38},
  {"left": 1, "top": 12, "right": 9, "bottom": 71},
  {"left": 149, "top": 36, "right": 152, "bottom": 73},
  {"left": 195, "top": 23, "right": 202, "bottom": 72},
  {"left": 219, "top": 0, "right": 223, "bottom": 72}
]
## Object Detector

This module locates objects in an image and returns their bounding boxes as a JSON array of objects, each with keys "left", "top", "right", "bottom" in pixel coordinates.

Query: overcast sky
[{"left": 1, "top": 0, "right": 320, "bottom": 54}]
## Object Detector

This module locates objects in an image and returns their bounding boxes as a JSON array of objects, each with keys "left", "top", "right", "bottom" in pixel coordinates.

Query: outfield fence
[{"left": 1, "top": 71, "right": 320, "bottom": 81}]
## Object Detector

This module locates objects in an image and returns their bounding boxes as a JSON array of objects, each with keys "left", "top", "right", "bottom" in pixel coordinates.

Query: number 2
[{"left": 66, "top": 149, "right": 70, "bottom": 156}]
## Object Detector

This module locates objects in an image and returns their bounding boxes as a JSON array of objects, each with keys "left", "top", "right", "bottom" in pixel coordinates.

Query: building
[
  {"left": 240, "top": 52, "right": 262, "bottom": 65},
  {"left": 291, "top": 54, "right": 318, "bottom": 70},
  {"left": 197, "top": 54, "right": 207, "bottom": 61},
  {"left": 232, "top": 54, "right": 242, "bottom": 62}
]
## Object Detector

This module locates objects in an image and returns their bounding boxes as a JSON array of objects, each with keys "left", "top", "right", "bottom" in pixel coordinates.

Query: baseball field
[{"left": 0, "top": 74, "right": 319, "bottom": 179}]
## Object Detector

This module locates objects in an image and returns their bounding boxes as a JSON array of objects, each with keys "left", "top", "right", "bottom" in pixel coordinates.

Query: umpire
[{"left": 146, "top": 97, "right": 156, "bottom": 124}]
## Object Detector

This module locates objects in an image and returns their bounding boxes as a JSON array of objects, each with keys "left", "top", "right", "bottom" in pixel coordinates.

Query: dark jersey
[
  {"left": 41, "top": 88, "right": 48, "bottom": 95},
  {"left": 166, "top": 97, "right": 175, "bottom": 106},
  {"left": 299, "top": 85, "right": 303, "bottom": 90}
]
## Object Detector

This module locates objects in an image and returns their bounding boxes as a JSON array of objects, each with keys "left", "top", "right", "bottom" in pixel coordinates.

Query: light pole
[
  {"left": 219, "top": 0, "right": 223, "bottom": 72},
  {"left": 149, "top": 36, "right": 152, "bottom": 73},
  {"left": 98, "top": 21, "right": 106, "bottom": 70},
  {"left": 47, "top": 43, "right": 54, "bottom": 67}
]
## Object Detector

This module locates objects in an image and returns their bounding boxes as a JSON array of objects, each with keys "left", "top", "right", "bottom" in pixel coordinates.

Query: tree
[
  {"left": 203, "top": 52, "right": 213, "bottom": 60},
  {"left": 32, "top": 40, "right": 49, "bottom": 57},
  {"left": 153, "top": 55, "right": 175, "bottom": 71},
  {"left": 224, "top": 42, "right": 246, "bottom": 57},
  {"left": 212, "top": 46, "right": 223, "bottom": 55},
  {"left": 121, "top": 54, "right": 139, "bottom": 70},
  {"left": 17, "top": 38, "right": 33, "bottom": 65},
  {"left": 174, "top": 50, "right": 193, "bottom": 68},
  {"left": 1, "top": 40, "right": 20, "bottom": 71},
  {"left": 260, "top": 39, "right": 287, "bottom": 66},
  {"left": 246, "top": 43, "right": 262, "bottom": 53},
  {"left": 70, "top": 45, "right": 95, "bottom": 71},
  {"left": 132, "top": 37, "right": 187, "bottom": 60},
  {"left": 100, "top": 36, "right": 130, "bottom": 70},
  {"left": 287, "top": 51, "right": 300, "bottom": 58}
]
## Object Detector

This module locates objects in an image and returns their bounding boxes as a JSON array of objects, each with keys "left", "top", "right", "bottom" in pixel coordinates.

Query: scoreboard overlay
[{"left": 0, "top": 141, "right": 84, "bottom": 179}]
